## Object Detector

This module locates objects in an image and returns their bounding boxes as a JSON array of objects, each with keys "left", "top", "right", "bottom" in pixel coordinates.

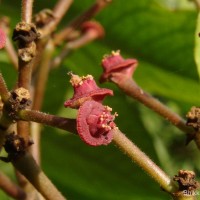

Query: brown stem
[
  {"left": 21, "top": 0, "right": 34, "bottom": 23},
  {"left": 112, "top": 77, "right": 194, "bottom": 135},
  {"left": 32, "top": 40, "right": 54, "bottom": 110},
  {"left": 0, "top": 171, "right": 26, "bottom": 200},
  {"left": 5, "top": 36, "right": 18, "bottom": 69},
  {"left": 52, "top": 30, "right": 101, "bottom": 68},
  {"left": 17, "top": 121, "right": 30, "bottom": 146},
  {"left": 192, "top": 0, "right": 200, "bottom": 9},
  {"left": 53, "top": 0, "right": 112, "bottom": 46},
  {"left": 51, "top": 46, "right": 71, "bottom": 68},
  {"left": 113, "top": 130, "right": 195, "bottom": 199},
  {"left": 13, "top": 152, "right": 66, "bottom": 200},
  {"left": 30, "top": 122, "right": 41, "bottom": 164},
  {"left": 18, "top": 59, "right": 33, "bottom": 90},
  {"left": 32, "top": 0, "right": 72, "bottom": 73},
  {"left": 39, "top": 0, "right": 73, "bottom": 38},
  {"left": 18, "top": 109, "right": 77, "bottom": 134},
  {"left": 0, "top": 73, "right": 10, "bottom": 102},
  {"left": 15, "top": 170, "right": 41, "bottom": 200},
  {"left": 31, "top": 40, "right": 54, "bottom": 164},
  {"left": 112, "top": 128, "right": 177, "bottom": 194},
  {"left": 17, "top": 46, "right": 35, "bottom": 146}
]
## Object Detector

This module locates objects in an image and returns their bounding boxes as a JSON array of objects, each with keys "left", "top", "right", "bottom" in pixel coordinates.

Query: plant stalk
[
  {"left": 39, "top": 0, "right": 73, "bottom": 38},
  {"left": 13, "top": 152, "right": 66, "bottom": 200},
  {"left": 112, "top": 77, "right": 194, "bottom": 135},
  {"left": 53, "top": 0, "right": 112, "bottom": 45},
  {"left": 18, "top": 109, "right": 77, "bottom": 134},
  {"left": 21, "top": 0, "right": 34, "bottom": 23},
  {"left": 0, "top": 171, "right": 26, "bottom": 200},
  {"left": 112, "top": 128, "right": 177, "bottom": 193},
  {"left": 0, "top": 73, "right": 10, "bottom": 103}
]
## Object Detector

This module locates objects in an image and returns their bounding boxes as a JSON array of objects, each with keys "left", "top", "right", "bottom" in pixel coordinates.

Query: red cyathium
[
  {"left": 77, "top": 100, "right": 117, "bottom": 146},
  {"left": 100, "top": 50, "right": 138, "bottom": 83},
  {"left": 0, "top": 28, "right": 6, "bottom": 49},
  {"left": 64, "top": 73, "right": 113, "bottom": 108}
]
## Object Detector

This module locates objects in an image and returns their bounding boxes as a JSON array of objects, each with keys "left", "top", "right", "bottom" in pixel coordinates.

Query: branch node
[{"left": 12, "top": 22, "right": 40, "bottom": 61}]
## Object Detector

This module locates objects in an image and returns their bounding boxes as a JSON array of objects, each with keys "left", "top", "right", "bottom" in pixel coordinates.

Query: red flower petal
[
  {"left": 0, "top": 28, "right": 6, "bottom": 49},
  {"left": 64, "top": 74, "right": 113, "bottom": 108},
  {"left": 77, "top": 100, "right": 117, "bottom": 146},
  {"left": 100, "top": 50, "right": 138, "bottom": 83}
]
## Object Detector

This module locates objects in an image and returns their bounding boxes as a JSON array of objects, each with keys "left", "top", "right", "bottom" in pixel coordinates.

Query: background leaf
[{"left": 0, "top": 0, "right": 200, "bottom": 199}]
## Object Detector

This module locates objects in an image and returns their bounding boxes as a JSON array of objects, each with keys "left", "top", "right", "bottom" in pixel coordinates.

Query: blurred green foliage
[{"left": 0, "top": 0, "right": 200, "bottom": 199}]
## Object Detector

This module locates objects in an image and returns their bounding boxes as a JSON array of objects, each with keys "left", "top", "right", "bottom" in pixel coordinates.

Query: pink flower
[
  {"left": 77, "top": 100, "right": 117, "bottom": 146},
  {"left": 100, "top": 50, "right": 138, "bottom": 83},
  {"left": 0, "top": 28, "right": 6, "bottom": 49},
  {"left": 64, "top": 73, "right": 113, "bottom": 108}
]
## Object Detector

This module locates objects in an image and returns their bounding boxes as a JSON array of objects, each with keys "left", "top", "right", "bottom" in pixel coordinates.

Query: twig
[
  {"left": 18, "top": 109, "right": 77, "bottom": 134},
  {"left": 112, "top": 77, "right": 194, "bottom": 136},
  {"left": 0, "top": 171, "right": 26, "bottom": 200},
  {"left": 51, "top": 21, "right": 104, "bottom": 68},
  {"left": 113, "top": 129, "right": 197, "bottom": 199},
  {"left": 53, "top": 0, "right": 112, "bottom": 46},
  {"left": 51, "top": 46, "right": 71, "bottom": 68},
  {"left": 5, "top": 36, "right": 18, "bottom": 69},
  {"left": 30, "top": 122, "right": 41, "bottom": 164},
  {"left": 21, "top": 0, "right": 34, "bottom": 23},
  {"left": 112, "top": 129, "right": 177, "bottom": 194},
  {"left": 13, "top": 152, "right": 66, "bottom": 200},
  {"left": 18, "top": 59, "right": 34, "bottom": 90},
  {"left": 31, "top": 40, "right": 54, "bottom": 164},
  {"left": 32, "top": 40, "right": 54, "bottom": 110},
  {"left": 0, "top": 73, "right": 10, "bottom": 103},
  {"left": 39, "top": 0, "right": 73, "bottom": 37}
]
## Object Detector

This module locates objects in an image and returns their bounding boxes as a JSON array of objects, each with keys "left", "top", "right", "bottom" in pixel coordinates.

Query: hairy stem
[
  {"left": 54, "top": 0, "right": 112, "bottom": 45},
  {"left": 52, "top": 31, "right": 100, "bottom": 68},
  {"left": 5, "top": 36, "right": 18, "bottom": 69},
  {"left": 0, "top": 171, "right": 26, "bottom": 200},
  {"left": 18, "top": 109, "right": 77, "bottom": 134},
  {"left": 30, "top": 122, "right": 41, "bottom": 164},
  {"left": 21, "top": 0, "right": 34, "bottom": 23},
  {"left": 0, "top": 73, "right": 10, "bottom": 102},
  {"left": 39, "top": 0, "right": 73, "bottom": 37},
  {"left": 18, "top": 59, "right": 33, "bottom": 90},
  {"left": 112, "top": 77, "right": 194, "bottom": 135},
  {"left": 32, "top": 41, "right": 54, "bottom": 110},
  {"left": 112, "top": 128, "right": 177, "bottom": 194},
  {"left": 13, "top": 152, "right": 66, "bottom": 200}
]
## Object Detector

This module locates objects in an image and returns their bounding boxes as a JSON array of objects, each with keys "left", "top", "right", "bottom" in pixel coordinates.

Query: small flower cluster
[{"left": 64, "top": 73, "right": 117, "bottom": 146}]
